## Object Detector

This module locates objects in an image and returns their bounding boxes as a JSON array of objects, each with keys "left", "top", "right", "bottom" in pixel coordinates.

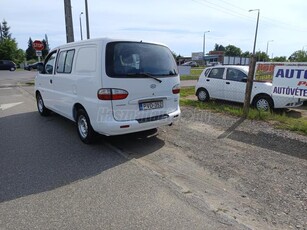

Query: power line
[{"left": 192, "top": 0, "right": 307, "bottom": 33}]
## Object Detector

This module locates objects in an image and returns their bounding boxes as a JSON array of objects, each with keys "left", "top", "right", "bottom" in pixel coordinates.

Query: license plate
[{"left": 139, "top": 101, "right": 163, "bottom": 111}]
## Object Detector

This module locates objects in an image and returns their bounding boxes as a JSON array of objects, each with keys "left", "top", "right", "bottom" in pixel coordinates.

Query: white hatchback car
[{"left": 195, "top": 65, "right": 304, "bottom": 110}]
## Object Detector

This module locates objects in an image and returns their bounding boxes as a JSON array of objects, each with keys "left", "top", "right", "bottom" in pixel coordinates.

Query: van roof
[{"left": 51, "top": 37, "right": 167, "bottom": 50}]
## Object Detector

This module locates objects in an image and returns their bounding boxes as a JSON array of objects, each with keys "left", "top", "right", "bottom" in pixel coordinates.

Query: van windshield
[{"left": 106, "top": 42, "right": 178, "bottom": 78}]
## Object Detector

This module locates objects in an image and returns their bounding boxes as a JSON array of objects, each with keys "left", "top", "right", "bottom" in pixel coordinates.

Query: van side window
[
  {"left": 208, "top": 68, "right": 224, "bottom": 79},
  {"left": 44, "top": 52, "right": 57, "bottom": 74},
  {"left": 57, "top": 50, "right": 75, "bottom": 74},
  {"left": 75, "top": 47, "right": 97, "bottom": 73}
]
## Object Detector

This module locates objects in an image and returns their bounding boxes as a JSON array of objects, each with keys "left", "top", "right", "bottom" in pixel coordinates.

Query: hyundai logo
[{"left": 150, "top": 84, "right": 156, "bottom": 89}]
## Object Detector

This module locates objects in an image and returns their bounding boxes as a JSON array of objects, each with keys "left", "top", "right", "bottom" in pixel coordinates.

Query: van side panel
[{"left": 73, "top": 45, "right": 103, "bottom": 124}]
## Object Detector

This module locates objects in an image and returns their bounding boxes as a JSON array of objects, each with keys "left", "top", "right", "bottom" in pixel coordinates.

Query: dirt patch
[{"left": 158, "top": 107, "right": 307, "bottom": 229}]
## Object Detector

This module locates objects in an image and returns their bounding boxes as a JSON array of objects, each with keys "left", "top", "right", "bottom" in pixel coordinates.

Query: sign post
[{"left": 32, "top": 40, "right": 44, "bottom": 62}]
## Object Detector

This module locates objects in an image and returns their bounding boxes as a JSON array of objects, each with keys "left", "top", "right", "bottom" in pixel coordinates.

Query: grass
[
  {"left": 180, "top": 87, "right": 307, "bottom": 135},
  {"left": 180, "top": 68, "right": 203, "bottom": 81}
]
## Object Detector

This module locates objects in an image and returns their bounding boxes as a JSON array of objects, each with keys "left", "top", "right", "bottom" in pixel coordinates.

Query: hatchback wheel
[
  {"left": 254, "top": 96, "right": 273, "bottom": 111},
  {"left": 197, "top": 89, "right": 209, "bottom": 102}
]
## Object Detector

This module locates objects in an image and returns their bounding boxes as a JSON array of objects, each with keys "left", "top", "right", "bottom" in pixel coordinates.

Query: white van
[{"left": 35, "top": 38, "right": 180, "bottom": 143}]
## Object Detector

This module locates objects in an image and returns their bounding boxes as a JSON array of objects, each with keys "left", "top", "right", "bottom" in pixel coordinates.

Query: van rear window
[{"left": 106, "top": 42, "right": 178, "bottom": 78}]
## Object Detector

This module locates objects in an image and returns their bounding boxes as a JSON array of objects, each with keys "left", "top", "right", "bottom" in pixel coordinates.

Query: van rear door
[{"left": 102, "top": 42, "right": 180, "bottom": 121}]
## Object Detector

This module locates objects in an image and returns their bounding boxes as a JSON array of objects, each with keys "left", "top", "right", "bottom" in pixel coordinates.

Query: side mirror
[
  {"left": 37, "top": 63, "right": 44, "bottom": 73},
  {"left": 241, "top": 77, "right": 247, "bottom": 82}
]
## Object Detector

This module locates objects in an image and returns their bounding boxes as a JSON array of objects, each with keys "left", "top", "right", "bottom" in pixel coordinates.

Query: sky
[{"left": 1, "top": 0, "right": 307, "bottom": 58}]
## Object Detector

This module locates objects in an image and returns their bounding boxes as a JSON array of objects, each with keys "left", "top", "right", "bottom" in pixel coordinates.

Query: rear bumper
[{"left": 93, "top": 109, "right": 181, "bottom": 136}]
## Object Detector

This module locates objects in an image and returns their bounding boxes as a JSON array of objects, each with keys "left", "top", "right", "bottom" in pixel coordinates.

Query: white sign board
[
  {"left": 192, "top": 52, "right": 203, "bottom": 61},
  {"left": 36, "top": 51, "right": 42, "bottom": 57},
  {"left": 272, "top": 66, "right": 307, "bottom": 99}
]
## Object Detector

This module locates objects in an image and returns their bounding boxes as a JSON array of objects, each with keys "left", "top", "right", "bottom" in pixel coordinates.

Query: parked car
[
  {"left": 182, "top": 61, "right": 199, "bottom": 67},
  {"left": 24, "top": 62, "right": 43, "bottom": 71},
  {"left": 35, "top": 38, "right": 181, "bottom": 144},
  {"left": 195, "top": 65, "right": 304, "bottom": 111},
  {"left": 0, "top": 60, "right": 16, "bottom": 71},
  {"left": 206, "top": 62, "right": 221, "bottom": 67}
]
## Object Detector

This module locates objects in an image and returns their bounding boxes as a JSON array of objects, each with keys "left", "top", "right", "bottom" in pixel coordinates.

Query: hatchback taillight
[
  {"left": 172, "top": 84, "right": 180, "bottom": 94},
  {"left": 97, "top": 88, "right": 128, "bottom": 100}
]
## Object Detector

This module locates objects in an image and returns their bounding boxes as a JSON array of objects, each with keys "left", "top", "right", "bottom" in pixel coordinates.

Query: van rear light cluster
[
  {"left": 97, "top": 88, "right": 128, "bottom": 100},
  {"left": 172, "top": 84, "right": 180, "bottom": 94}
]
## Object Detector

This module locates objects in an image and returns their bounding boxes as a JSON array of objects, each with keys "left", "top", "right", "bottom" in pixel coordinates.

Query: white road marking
[{"left": 0, "top": 102, "right": 23, "bottom": 110}]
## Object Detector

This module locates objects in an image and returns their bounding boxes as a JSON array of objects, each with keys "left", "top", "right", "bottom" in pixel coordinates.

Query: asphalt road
[
  {"left": 2, "top": 71, "right": 305, "bottom": 229},
  {"left": 0, "top": 69, "right": 36, "bottom": 87},
  {"left": 0, "top": 72, "right": 243, "bottom": 229}
]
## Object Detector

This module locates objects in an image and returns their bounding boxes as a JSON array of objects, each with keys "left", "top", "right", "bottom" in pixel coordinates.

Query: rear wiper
[{"left": 127, "top": 72, "right": 162, "bottom": 83}]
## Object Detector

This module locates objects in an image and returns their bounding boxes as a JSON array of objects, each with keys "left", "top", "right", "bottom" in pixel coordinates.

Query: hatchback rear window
[{"left": 106, "top": 42, "right": 178, "bottom": 78}]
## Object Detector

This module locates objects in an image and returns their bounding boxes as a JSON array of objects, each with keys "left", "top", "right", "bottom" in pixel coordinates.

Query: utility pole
[
  {"left": 64, "top": 0, "right": 74, "bottom": 43},
  {"left": 85, "top": 0, "right": 90, "bottom": 39},
  {"left": 243, "top": 9, "right": 260, "bottom": 117}
]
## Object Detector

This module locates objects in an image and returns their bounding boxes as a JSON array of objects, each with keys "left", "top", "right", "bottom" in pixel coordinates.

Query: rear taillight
[
  {"left": 172, "top": 84, "right": 180, "bottom": 94},
  {"left": 97, "top": 88, "right": 128, "bottom": 100}
]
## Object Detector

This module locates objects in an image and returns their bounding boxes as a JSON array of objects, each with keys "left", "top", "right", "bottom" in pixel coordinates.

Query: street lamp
[
  {"left": 79, "top": 12, "right": 84, "bottom": 40},
  {"left": 266, "top": 40, "right": 273, "bottom": 56},
  {"left": 203, "top": 30, "right": 210, "bottom": 63}
]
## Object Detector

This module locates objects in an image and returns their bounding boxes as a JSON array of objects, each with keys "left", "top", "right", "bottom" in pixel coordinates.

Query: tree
[
  {"left": 26, "top": 37, "right": 36, "bottom": 60},
  {"left": 272, "top": 56, "right": 287, "bottom": 62},
  {"left": 1, "top": 19, "right": 11, "bottom": 39},
  {"left": 0, "top": 19, "right": 24, "bottom": 63},
  {"left": 288, "top": 50, "right": 307, "bottom": 62},
  {"left": 213, "top": 44, "right": 225, "bottom": 52},
  {"left": 242, "top": 51, "right": 252, "bottom": 58},
  {"left": 225, "top": 45, "right": 242, "bottom": 56},
  {"left": 42, "top": 39, "right": 49, "bottom": 59},
  {"left": 255, "top": 51, "right": 269, "bottom": 62}
]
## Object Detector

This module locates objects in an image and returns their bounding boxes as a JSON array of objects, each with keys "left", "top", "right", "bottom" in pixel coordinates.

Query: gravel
[{"left": 159, "top": 107, "right": 307, "bottom": 230}]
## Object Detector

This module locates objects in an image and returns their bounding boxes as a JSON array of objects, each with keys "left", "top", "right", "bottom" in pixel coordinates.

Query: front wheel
[
  {"left": 76, "top": 109, "right": 96, "bottom": 144},
  {"left": 254, "top": 96, "right": 273, "bottom": 111},
  {"left": 197, "top": 88, "right": 209, "bottom": 102},
  {"left": 36, "top": 93, "right": 50, "bottom": 116}
]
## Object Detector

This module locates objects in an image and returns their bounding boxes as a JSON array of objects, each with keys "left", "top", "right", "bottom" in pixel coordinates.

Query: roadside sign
[
  {"left": 272, "top": 65, "right": 307, "bottom": 99},
  {"left": 36, "top": 51, "right": 42, "bottom": 57},
  {"left": 33, "top": 40, "right": 44, "bottom": 51}
]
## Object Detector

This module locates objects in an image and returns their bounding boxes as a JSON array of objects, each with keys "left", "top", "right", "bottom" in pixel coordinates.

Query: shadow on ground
[{"left": 0, "top": 112, "right": 164, "bottom": 203}]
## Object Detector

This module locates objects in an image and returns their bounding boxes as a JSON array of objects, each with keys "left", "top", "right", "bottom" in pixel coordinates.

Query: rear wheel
[
  {"left": 197, "top": 88, "right": 209, "bottom": 102},
  {"left": 76, "top": 109, "right": 96, "bottom": 144},
  {"left": 254, "top": 95, "right": 273, "bottom": 111},
  {"left": 36, "top": 93, "right": 50, "bottom": 116}
]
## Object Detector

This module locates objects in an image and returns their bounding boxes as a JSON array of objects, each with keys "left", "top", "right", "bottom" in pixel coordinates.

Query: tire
[
  {"left": 254, "top": 95, "right": 273, "bottom": 111},
  {"left": 197, "top": 88, "right": 209, "bottom": 102},
  {"left": 36, "top": 93, "right": 50, "bottom": 116},
  {"left": 10, "top": 67, "right": 16, "bottom": 71},
  {"left": 76, "top": 109, "right": 96, "bottom": 144}
]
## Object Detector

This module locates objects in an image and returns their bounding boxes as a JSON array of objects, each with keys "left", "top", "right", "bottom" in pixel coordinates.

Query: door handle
[
  {"left": 50, "top": 79, "right": 53, "bottom": 84},
  {"left": 226, "top": 82, "right": 230, "bottom": 84},
  {"left": 206, "top": 79, "right": 210, "bottom": 82}
]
